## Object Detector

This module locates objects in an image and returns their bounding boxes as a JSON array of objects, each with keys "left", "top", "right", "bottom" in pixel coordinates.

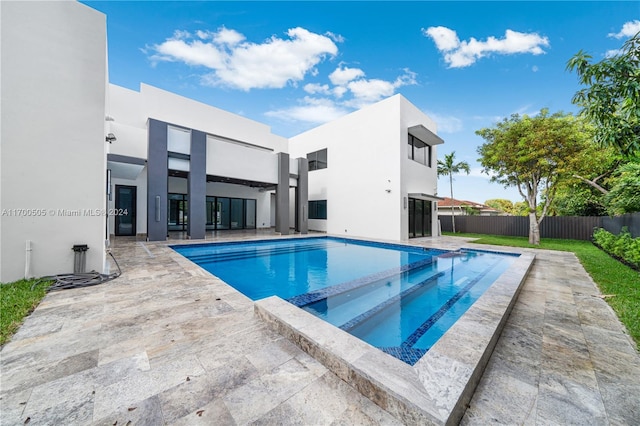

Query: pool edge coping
[{"left": 255, "top": 251, "right": 535, "bottom": 425}]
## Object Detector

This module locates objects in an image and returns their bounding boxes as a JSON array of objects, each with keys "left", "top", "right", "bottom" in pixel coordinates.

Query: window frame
[
  {"left": 308, "top": 200, "right": 327, "bottom": 220},
  {"left": 407, "top": 134, "right": 432, "bottom": 167},
  {"left": 307, "top": 148, "right": 328, "bottom": 171}
]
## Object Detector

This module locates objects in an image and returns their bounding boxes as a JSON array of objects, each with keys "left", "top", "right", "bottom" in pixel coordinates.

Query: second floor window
[
  {"left": 408, "top": 134, "right": 431, "bottom": 167},
  {"left": 307, "top": 148, "right": 327, "bottom": 171}
]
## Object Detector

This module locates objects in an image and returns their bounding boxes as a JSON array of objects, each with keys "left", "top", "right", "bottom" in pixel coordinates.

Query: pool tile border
[{"left": 255, "top": 250, "right": 535, "bottom": 425}]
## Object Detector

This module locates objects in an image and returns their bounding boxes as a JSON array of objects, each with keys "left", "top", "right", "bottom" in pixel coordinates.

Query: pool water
[{"left": 172, "top": 237, "right": 517, "bottom": 365}]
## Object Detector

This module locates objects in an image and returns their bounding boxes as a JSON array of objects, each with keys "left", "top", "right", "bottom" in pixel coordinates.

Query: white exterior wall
[
  {"left": 107, "top": 85, "right": 147, "bottom": 159},
  {"left": 399, "top": 97, "right": 441, "bottom": 238},
  {"left": 289, "top": 95, "right": 441, "bottom": 241},
  {"left": 206, "top": 136, "right": 278, "bottom": 184},
  {"left": 107, "top": 83, "right": 293, "bottom": 235},
  {"left": 108, "top": 83, "right": 289, "bottom": 163},
  {"left": 290, "top": 96, "right": 404, "bottom": 241},
  {"left": 0, "top": 1, "right": 107, "bottom": 282},
  {"left": 141, "top": 84, "right": 289, "bottom": 153}
]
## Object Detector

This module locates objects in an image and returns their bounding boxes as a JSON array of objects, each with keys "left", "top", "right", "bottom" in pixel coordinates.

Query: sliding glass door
[
  {"left": 408, "top": 198, "right": 432, "bottom": 238},
  {"left": 168, "top": 193, "right": 188, "bottom": 231},
  {"left": 205, "top": 196, "right": 256, "bottom": 231}
]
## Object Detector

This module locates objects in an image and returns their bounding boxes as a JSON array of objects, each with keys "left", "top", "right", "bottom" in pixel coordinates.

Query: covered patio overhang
[
  {"left": 107, "top": 153, "right": 145, "bottom": 180},
  {"left": 408, "top": 193, "right": 444, "bottom": 202}
]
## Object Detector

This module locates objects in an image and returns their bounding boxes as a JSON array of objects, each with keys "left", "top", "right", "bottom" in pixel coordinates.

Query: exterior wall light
[{"left": 105, "top": 133, "right": 116, "bottom": 143}]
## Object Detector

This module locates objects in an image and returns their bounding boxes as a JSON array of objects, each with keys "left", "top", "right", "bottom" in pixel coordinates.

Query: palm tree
[{"left": 437, "top": 151, "right": 470, "bottom": 233}]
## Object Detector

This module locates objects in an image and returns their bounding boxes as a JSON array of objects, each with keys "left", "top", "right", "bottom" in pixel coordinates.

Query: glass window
[
  {"left": 167, "top": 126, "right": 191, "bottom": 155},
  {"left": 245, "top": 199, "right": 256, "bottom": 229},
  {"left": 217, "top": 197, "right": 230, "bottom": 230},
  {"left": 168, "top": 193, "right": 187, "bottom": 231},
  {"left": 309, "top": 200, "right": 327, "bottom": 219},
  {"left": 408, "top": 135, "right": 432, "bottom": 167},
  {"left": 206, "top": 196, "right": 216, "bottom": 230},
  {"left": 230, "top": 198, "right": 244, "bottom": 229},
  {"left": 307, "top": 148, "right": 328, "bottom": 171},
  {"left": 205, "top": 196, "right": 256, "bottom": 230}
]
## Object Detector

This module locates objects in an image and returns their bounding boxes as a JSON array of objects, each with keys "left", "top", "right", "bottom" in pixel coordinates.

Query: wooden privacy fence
[{"left": 437, "top": 215, "right": 637, "bottom": 240}]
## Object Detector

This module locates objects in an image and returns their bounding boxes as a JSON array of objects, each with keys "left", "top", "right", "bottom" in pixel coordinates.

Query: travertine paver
[
  {"left": 458, "top": 247, "right": 640, "bottom": 425},
  {"left": 0, "top": 233, "right": 638, "bottom": 425}
]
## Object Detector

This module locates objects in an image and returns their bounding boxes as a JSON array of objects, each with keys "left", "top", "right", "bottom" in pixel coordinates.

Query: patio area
[{"left": 1, "top": 234, "right": 638, "bottom": 425}]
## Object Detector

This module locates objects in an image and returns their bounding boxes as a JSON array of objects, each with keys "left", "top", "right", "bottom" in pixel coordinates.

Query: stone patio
[{"left": 1, "top": 234, "right": 638, "bottom": 425}]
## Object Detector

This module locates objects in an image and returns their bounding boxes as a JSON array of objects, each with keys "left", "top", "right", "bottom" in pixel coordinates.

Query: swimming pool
[{"left": 172, "top": 237, "right": 517, "bottom": 365}]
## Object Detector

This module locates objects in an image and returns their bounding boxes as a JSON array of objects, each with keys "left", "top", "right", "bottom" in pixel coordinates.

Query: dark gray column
[
  {"left": 147, "top": 119, "right": 168, "bottom": 241},
  {"left": 295, "top": 157, "right": 308, "bottom": 234},
  {"left": 275, "top": 152, "right": 290, "bottom": 235},
  {"left": 188, "top": 130, "right": 206, "bottom": 239}
]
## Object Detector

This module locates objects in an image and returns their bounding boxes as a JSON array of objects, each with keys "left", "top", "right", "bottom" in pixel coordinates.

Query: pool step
[
  {"left": 334, "top": 257, "right": 505, "bottom": 365},
  {"left": 339, "top": 271, "right": 443, "bottom": 332},
  {"left": 400, "top": 258, "right": 503, "bottom": 350},
  {"left": 287, "top": 255, "right": 441, "bottom": 307}
]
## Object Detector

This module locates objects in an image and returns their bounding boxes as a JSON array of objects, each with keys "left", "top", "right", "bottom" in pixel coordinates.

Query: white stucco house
[{"left": 0, "top": 1, "right": 444, "bottom": 283}]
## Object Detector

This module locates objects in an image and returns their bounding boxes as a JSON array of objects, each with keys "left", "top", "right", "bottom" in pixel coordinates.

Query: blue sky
[{"left": 84, "top": 1, "right": 639, "bottom": 203}]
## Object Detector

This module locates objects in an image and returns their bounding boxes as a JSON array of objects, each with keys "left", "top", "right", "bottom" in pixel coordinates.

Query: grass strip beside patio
[
  {"left": 0, "top": 278, "right": 51, "bottom": 346},
  {"left": 445, "top": 232, "right": 640, "bottom": 350}
]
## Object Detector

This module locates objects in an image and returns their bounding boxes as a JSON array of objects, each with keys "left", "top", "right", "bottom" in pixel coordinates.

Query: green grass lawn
[
  {"left": 444, "top": 232, "right": 640, "bottom": 349},
  {"left": 0, "top": 278, "right": 51, "bottom": 346}
]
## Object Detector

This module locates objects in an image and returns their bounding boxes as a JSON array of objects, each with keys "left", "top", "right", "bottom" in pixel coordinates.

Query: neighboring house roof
[{"left": 437, "top": 197, "right": 502, "bottom": 214}]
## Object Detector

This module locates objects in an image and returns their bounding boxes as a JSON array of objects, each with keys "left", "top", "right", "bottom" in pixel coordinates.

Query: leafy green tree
[
  {"left": 567, "top": 32, "right": 640, "bottom": 157},
  {"left": 437, "top": 151, "right": 470, "bottom": 233},
  {"left": 485, "top": 199, "right": 514, "bottom": 214},
  {"left": 551, "top": 141, "right": 619, "bottom": 215},
  {"left": 551, "top": 184, "right": 607, "bottom": 216},
  {"left": 477, "top": 109, "right": 590, "bottom": 244},
  {"left": 463, "top": 205, "right": 480, "bottom": 216},
  {"left": 605, "top": 162, "right": 640, "bottom": 214},
  {"left": 513, "top": 201, "right": 530, "bottom": 216},
  {"left": 569, "top": 139, "right": 621, "bottom": 195}
]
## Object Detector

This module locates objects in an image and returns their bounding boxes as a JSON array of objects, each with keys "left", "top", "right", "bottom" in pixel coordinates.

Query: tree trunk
[
  {"left": 528, "top": 211, "right": 540, "bottom": 245},
  {"left": 450, "top": 174, "right": 456, "bottom": 233}
]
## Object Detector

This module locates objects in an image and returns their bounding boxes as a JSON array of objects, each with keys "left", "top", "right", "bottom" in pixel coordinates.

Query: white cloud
[
  {"left": 532, "top": 65, "right": 539, "bottom": 72},
  {"left": 605, "top": 49, "right": 624, "bottom": 58},
  {"left": 325, "top": 31, "right": 345, "bottom": 43},
  {"left": 332, "top": 86, "right": 348, "bottom": 98},
  {"left": 423, "top": 26, "right": 460, "bottom": 51},
  {"left": 304, "top": 83, "right": 330, "bottom": 95},
  {"left": 153, "top": 38, "right": 226, "bottom": 69},
  {"left": 424, "top": 27, "right": 550, "bottom": 68},
  {"left": 329, "top": 66, "right": 365, "bottom": 85},
  {"left": 608, "top": 20, "right": 640, "bottom": 39},
  {"left": 265, "top": 97, "right": 348, "bottom": 124},
  {"left": 267, "top": 67, "right": 417, "bottom": 123},
  {"left": 468, "top": 167, "right": 492, "bottom": 179},
  {"left": 344, "top": 69, "right": 417, "bottom": 108},
  {"left": 423, "top": 111, "right": 463, "bottom": 134},
  {"left": 150, "top": 26, "right": 339, "bottom": 90},
  {"left": 213, "top": 27, "right": 245, "bottom": 46},
  {"left": 347, "top": 79, "right": 396, "bottom": 104}
]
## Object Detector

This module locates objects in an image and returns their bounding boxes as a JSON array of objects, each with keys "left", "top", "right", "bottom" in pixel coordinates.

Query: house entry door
[{"left": 115, "top": 185, "right": 136, "bottom": 236}]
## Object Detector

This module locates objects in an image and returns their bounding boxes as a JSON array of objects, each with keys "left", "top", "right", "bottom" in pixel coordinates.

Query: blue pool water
[{"left": 172, "top": 237, "right": 517, "bottom": 365}]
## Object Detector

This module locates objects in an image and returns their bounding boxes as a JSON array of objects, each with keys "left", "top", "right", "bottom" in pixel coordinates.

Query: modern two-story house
[{"left": 0, "top": 1, "right": 444, "bottom": 283}]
